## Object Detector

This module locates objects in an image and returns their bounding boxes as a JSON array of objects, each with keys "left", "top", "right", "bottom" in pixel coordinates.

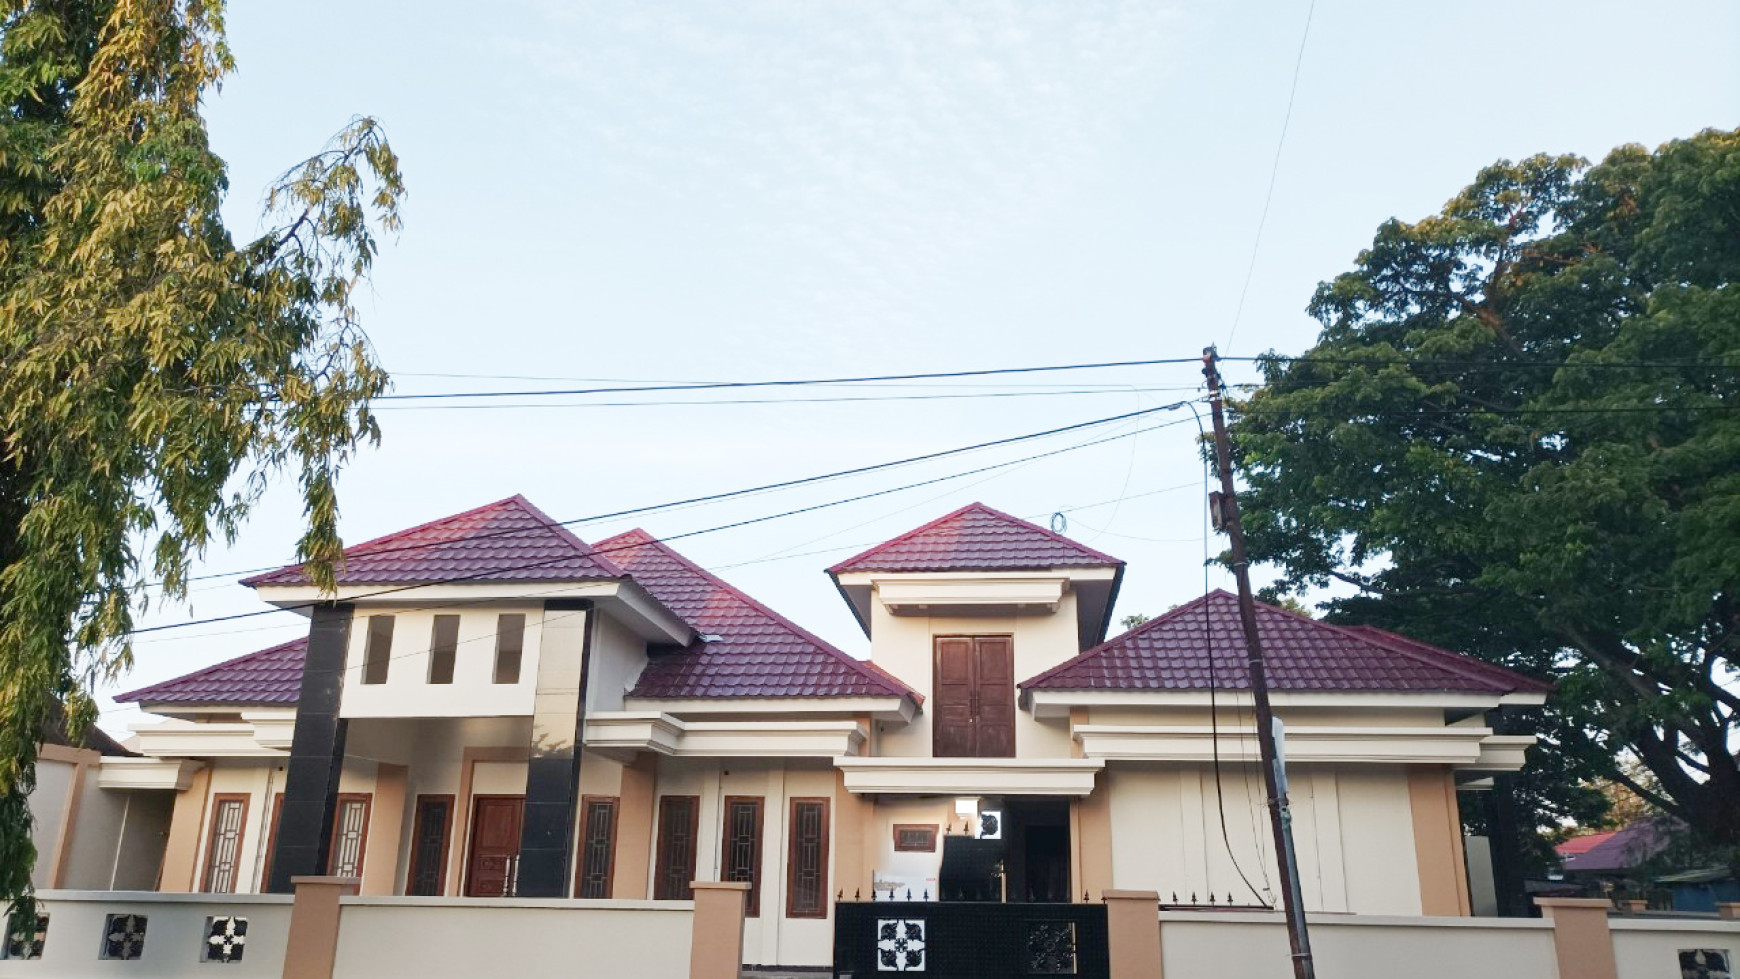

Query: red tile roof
[
  {"left": 114, "top": 636, "right": 308, "bottom": 706},
  {"left": 600, "top": 529, "right": 919, "bottom": 702},
  {"left": 827, "top": 503, "right": 1122, "bottom": 575},
  {"left": 241, "top": 495, "right": 624, "bottom": 587},
  {"left": 1021, "top": 590, "right": 1553, "bottom": 695},
  {"left": 1554, "top": 830, "right": 1619, "bottom": 858}
]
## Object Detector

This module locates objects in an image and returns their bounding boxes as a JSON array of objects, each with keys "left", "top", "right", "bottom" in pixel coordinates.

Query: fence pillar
[
  {"left": 1104, "top": 890, "right": 1163, "bottom": 979},
  {"left": 1536, "top": 897, "right": 1617, "bottom": 979},
  {"left": 1717, "top": 902, "right": 1740, "bottom": 921},
  {"left": 690, "top": 881, "right": 750, "bottom": 979},
  {"left": 282, "top": 875, "right": 359, "bottom": 979}
]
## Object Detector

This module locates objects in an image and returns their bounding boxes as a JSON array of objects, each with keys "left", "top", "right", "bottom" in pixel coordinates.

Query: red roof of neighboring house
[
  {"left": 1555, "top": 830, "right": 1619, "bottom": 858},
  {"left": 1557, "top": 821, "right": 1672, "bottom": 873},
  {"left": 241, "top": 495, "right": 624, "bottom": 587},
  {"left": 114, "top": 636, "right": 308, "bottom": 705},
  {"left": 827, "top": 503, "right": 1122, "bottom": 575},
  {"left": 1021, "top": 590, "right": 1553, "bottom": 694},
  {"left": 600, "top": 529, "right": 919, "bottom": 702}
]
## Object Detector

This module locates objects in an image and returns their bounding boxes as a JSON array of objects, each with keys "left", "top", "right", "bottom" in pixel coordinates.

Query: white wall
[
  {"left": 339, "top": 605, "right": 545, "bottom": 718},
  {"left": 28, "top": 760, "right": 75, "bottom": 889},
  {"left": 1158, "top": 912, "right": 1558, "bottom": 979},
  {"left": 331, "top": 898, "right": 692, "bottom": 979},
  {"left": 869, "top": 595, "right": 1082, "bottom": 759},
  {"left": 3, "top": 890, "right": 293, "bottom": 977},
  {"left": 585, "top": 612, "right": 647, "bottom": 713},
  {"left": 1611, "top": 918, "right": 1740, "bottom": 979},
  {"left": 1104, "top": 762, "right": 1423, "bottom": 915}
]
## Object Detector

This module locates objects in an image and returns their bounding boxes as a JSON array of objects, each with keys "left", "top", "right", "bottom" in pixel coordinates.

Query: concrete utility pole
[{"left": 1201, "top": 346, "right": 1316, "bottom": 979}]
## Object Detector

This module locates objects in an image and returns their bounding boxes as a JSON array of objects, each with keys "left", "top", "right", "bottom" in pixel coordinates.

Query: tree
[
  {"left": 1120, "top": 613, "right": 1151, "bottom": 630},
  {"left": 1229, "top": 130, "right": 1740, "bottom": 854},
  {"left": 0, "top": 0, "right": 403, "bottom": 907}
]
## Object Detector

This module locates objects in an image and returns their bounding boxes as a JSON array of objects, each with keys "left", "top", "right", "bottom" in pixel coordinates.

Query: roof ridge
[
  {"left": 1020, "top": 591, "right": 1218, "bottom": 688},
  {"left": 827, "top": 501, "right": 1122, "bottom": 574},
  {"left": 114, "top": 635, "right": 307, "bottom": 703},
  {"left": 243, "top": 494, "right": 623, "bottom": 586},
  {"left": 598, "top": 529, "right": 919, "bottom": 702},
  {"left": 1341, "top": 623, "right": 1552, "bottom": 694}
]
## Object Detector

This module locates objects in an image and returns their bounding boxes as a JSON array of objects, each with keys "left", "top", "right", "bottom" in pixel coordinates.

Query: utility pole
[{"left": 1201, "top": 346, "right": 1316, "bottom": 979}]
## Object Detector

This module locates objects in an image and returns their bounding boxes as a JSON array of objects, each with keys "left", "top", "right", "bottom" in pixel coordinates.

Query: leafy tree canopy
[
  {"left": 0, "top": 0, "right": 402, "bottom": 905},
  {"left": 1231, "top": 129, "right": 1740, "bottom": 848}
]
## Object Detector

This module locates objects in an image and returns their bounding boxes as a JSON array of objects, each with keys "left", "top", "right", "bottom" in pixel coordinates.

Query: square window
[
  {"left": 4, "top": 912, "right": 47, "bottom": 960},
  {"left": 100, "top": 913, "right": 147, "bottom": 961},
  {"left": 202, "top": 916, "right": 247, "bottom": 964}
]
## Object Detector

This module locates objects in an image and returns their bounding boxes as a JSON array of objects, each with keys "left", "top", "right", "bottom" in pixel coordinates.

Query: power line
[
  {"left": 370, "top": 386, "right": 1202, "bottom": 412},
  {"left": 1226, "top": 0, "right": 1316, "bottom": 349},
  {"left": 122, "top": 407, "right": 1199, "bottom": 638},
  {"left": 146, "top": 402, "right": 1197, "bottom": 590},
  {"left": 371, "top": 358, "right": 1206, "bottom": 401}
]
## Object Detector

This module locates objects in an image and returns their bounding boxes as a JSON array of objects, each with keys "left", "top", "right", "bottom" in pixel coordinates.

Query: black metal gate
[{"left": 833, "top": 899, "right": 1109, "bottom": 979}]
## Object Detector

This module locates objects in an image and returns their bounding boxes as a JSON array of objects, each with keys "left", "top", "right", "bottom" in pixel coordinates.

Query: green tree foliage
[
  {"left": 0, "top": 0, "right": 402, "bottom": 906},
  {"left": 1230, "top": 130, "right": 1740, "bottom": 851}
]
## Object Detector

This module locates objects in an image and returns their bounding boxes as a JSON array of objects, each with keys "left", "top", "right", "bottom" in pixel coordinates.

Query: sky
[{"left": 99, "top": 0, "right": 1740, "bottom": 734}]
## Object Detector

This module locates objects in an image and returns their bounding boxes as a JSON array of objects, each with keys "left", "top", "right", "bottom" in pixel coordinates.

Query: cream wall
[
  {"left": 27, "top": 759, "right": 75, "bottom": 889},
  {"left": 1104, "top": 762, "right": 1424, "bottom": 915},
  {"left": 653, "top": 757, "right": 838, "bottom": 968},
  {"left": 339, "top": 605, "right": 547, "bottom": 718},
  {"left": 869, "top": 593, "right": 1082, "bottom": 759}
]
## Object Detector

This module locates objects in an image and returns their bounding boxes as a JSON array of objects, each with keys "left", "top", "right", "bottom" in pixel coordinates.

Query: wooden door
[
  {"left": 465, "top": 796, "right": 524, "bottom": 897},
  {"left": 933, "top": 636, "right": 1016, "bottom": 757},
  {"left": 654, "top": 796, "right": 700, "bottom": 900},
  {"left": 407, "top": 795, "right": 454, "bottom": 897}
]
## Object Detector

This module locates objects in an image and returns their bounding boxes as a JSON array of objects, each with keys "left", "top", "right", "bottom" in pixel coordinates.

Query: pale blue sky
[{"left": 102, "top": 0, "right": 1739, "bottom": 732}]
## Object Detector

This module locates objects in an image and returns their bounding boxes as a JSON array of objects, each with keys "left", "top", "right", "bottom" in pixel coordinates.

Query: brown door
[
  {"left": 933, "top": 636, "right": 1016, "bottom": 757},
  {"left": 465, "top": 796, "right": 524, "bottom": 897}
]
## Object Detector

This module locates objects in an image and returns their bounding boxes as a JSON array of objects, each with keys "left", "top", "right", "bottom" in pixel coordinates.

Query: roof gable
[
  {"left": 242, "top": 495, "right": 624, "bottom": 587},
  {"left": 600, "top": 529, "right": 917, "bottom": 702},
  {"left": 828, "top": 502, "right": 1122, "bottom": 575},
  {"left": 115, "top": 636, "right": 307, "bottom": 706},
  {"left": 1021, "top": 590, "right": 1552, "bottom": 695}
]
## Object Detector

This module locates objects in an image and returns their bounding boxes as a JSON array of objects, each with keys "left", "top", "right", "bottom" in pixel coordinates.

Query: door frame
[{"left": 463, "top": 794, "right": 526, "bottom": 898}]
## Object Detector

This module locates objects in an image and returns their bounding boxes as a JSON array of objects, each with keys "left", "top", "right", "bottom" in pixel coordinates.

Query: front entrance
[{"left": 464, "top": 795, "right": 524, "bottom": 897}]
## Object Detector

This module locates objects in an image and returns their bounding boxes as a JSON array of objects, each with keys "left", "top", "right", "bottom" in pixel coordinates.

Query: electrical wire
[
  {"left": 121, "top": 406, "right": 1199, "bottom": 638},
  {"left": 1226, "top": 0, "right": 1315, "bottom": 349},
  {"left": 1185, "top": 399, "right": 1269, "bottom": 907}
]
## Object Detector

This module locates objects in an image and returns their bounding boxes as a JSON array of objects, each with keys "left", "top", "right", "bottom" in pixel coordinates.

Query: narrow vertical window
[
  {"left": 721, "top": 797, "right": 764, "bottom": 916},
  {"left": 653, "top": 796, "right": 699, "bottom": 901},
  {"left": 786, "top": 798, "right": 829, "bottom": 918},
  {"left": 201, "top": 795, "right": 250, "bottom": 893},
  {"left": 407, "top": 795, "right": 453, "bottom": 896},
  {"left": 427, "top": 615, "right": 460, "bottom": 684},
  {"left": 327, "top": 794, "right": 371, "bottom": 878},
  {"left": 493, "top": 613, "right": 526, "bottom": 684},
  {"left": 575, "top": 796, "right": 618, "bottom": 899},
  {"left": 362, "top": 615, "right": 394, "bottom": 685}
]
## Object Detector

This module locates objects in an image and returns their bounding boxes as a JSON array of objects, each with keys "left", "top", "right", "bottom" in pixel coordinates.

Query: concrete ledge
[
  {"left": 31, "top": 888, "right": 294, "bottom": 904},
  {"left": 341, "top": 895, "right": 693, "bottom": 911},
  {"left": 1157, "top": 910, "right": 1553, "bottom": 930}
]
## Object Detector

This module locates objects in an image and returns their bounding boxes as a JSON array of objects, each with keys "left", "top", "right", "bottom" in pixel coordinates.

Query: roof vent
[{"left": 699, "top": 633, "right": 725, "bottom": 643}]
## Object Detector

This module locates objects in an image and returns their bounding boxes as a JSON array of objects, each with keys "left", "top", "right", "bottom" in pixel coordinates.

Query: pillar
[
  {"left": 517, "top": 599, "right": 593, "bottom": 897},
  {"left": 1717, "top": 902, "right": 1740, "bottom": 921},
  {"left": 689, "top": 881, "right": 749, "bottom": 979},
  {"left": 1407, "top": 766, "right": 1471, "bottom": 915},
  {"left": 1077, "top": 778, "right": 1115, "bottom": 901},
  {"left": 282, "top": 875, "right": 359, "bottom": 979},
  {"left": 1536, "top": 897, "right": 1618, "bottom": 979},
  {"left": 361, "top": 763, "right": 407, "bottom": 895},
  {"left": 614, "top": 752, "right": 659, "bottom": 899},
  {"left": 269, "top": 603, "right": 353, "bottom": 893},
  {"left": 1105, "top": 890, "right": 1162, "bottom": 979},
  {"left": 157, "top": 765, "right": 211, "bottom": 891}
]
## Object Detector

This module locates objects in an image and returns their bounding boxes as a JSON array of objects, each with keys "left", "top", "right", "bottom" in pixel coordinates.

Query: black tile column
[
  {"left": 516, "top": 598, "right": 594, "bottom": 897},
  {"left": 266, "top": 602, "right": 353, "bottom": 893}
]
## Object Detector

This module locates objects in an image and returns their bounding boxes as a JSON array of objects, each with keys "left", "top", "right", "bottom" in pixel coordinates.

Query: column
[
  {"left": 615, "top": 752, "right": 659, "bottom": 899},
  {"left": 268, "top": 603, "right": 353, "bottom": 893},
  {"left": 517, "top": 598, "right": 592, "bottom": 897},
  {"left": 1536, "top": 897, "right": 1618, "bottom": 979}
]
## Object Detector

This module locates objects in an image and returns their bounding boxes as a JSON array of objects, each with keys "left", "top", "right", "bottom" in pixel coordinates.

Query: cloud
[{"left": 500, "top": 0, "right": 1182, "bottom": 333}]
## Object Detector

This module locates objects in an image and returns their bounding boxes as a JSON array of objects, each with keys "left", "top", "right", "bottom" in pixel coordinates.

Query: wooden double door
[{"left": 933, "top": 635, "right": 1016, "bottom": 757}]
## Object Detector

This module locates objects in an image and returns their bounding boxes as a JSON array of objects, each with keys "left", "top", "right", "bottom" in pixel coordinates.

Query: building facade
[{"left": 84, "top": 496, "right": 1548, "bottom": 968}]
